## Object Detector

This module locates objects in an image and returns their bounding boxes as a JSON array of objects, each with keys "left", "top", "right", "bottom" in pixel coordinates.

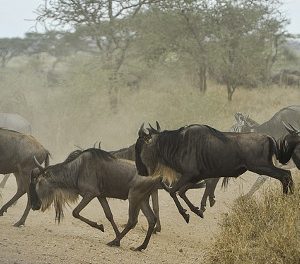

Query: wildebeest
[
  {"left": 232, "top": 106, "right": 300, "bottom": 196},
  {"left": 0, "top": 128, "right": 49, "bottom": 226},
  {"left": 0, "top": 113, "right": 32, "bottom": 189},
  {"left": 30, "top": 148, "right": 160, "bottom": 251},
  {"left": 110, "top": 124, "right": 211, "bottom": 226},
  {"left": 135, "top": 123, "right": 294, "bottom": 222}
]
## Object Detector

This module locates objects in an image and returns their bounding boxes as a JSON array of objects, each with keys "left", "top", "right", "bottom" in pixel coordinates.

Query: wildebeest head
[
  {"left": 29, "top": 156, "right": 67, "bottom": 222},
  {"left": 29, "top": 159, "right": 48, "bottom": 211},
  {"left": 135, "top": 122, "right": 161, "bottom": 176},
  {"left": 279, "top": 122, "right": 300, "bottom": 168}
]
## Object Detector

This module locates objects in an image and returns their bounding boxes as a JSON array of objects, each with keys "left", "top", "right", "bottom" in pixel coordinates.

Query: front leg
[
  {"left": 178, "top": 183, "right": 204, "bottom": 218},
  {"left": 162, "top": 176, "right": 194, "bottom": 223}
]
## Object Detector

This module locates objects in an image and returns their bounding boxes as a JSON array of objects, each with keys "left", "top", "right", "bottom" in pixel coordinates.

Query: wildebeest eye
[{"left": 144, "top": 135, "right": 152, "bottom": 144}]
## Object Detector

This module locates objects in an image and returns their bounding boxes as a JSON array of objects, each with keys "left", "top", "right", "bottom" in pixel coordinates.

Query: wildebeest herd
[{"left": 1, "top": 105, "right": 300, "bottom": 251}]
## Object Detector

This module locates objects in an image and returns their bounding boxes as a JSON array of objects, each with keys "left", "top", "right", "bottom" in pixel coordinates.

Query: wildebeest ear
[{"left": 138, "top": 123, "right": 147, "bottom": 137}]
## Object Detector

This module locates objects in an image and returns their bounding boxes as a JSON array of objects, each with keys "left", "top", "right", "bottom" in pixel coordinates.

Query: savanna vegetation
[{"left": 206, "top": 176, "right": 300, "bottom": 264}]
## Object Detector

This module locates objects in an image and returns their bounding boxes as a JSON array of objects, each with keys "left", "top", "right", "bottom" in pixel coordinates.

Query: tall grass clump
[{"left": 206, "top": 184, "right": 300, "bottom": 264}]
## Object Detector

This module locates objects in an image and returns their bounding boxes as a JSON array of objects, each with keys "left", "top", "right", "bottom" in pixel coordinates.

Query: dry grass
[
  {"left": 206, "top": 181, "right": 300, "bottom": 264},
  {"left": 1, "top": 54, "right": 300, "bottom": 162}
]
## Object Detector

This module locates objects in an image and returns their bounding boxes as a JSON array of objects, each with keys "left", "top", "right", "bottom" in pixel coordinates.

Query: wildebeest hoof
[
  {"left": 182, "top": 213, "right": 190, "bottom": 223},
  {"left": 13, "top": 222, "right": 24, "bottom": 227},
  {"left": 209, "top": 199, "right": 216, "bottom": 207},
  {"left": 131, "top": 245, "right": 145, "bottom": 251},
  {"left": 95, "top": 224, "right": 104, "bottom": 232},
  {"left": 200, "top": 205, "right": 206, "bottom": 212},
  {"left": 153, "top": 226, "right": 161, "bottom": 234},
  {"left": 107, "top": 240, "right": 120, "bottom": 247},
  {"left": 194, "top": 208, "right": 204, "bottom": 218},
  {"left": 0, "top": 209, "right": 7, "bottom": 216}
]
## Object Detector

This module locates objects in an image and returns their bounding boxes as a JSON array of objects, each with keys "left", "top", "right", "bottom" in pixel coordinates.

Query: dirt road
[{"left": 0, "top": 174, "right": 259, "bottom": 264}]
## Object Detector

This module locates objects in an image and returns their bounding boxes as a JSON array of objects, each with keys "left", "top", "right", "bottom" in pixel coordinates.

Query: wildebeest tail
[{"left": 221, "top": 177, "right": 230, "bottom": 189}]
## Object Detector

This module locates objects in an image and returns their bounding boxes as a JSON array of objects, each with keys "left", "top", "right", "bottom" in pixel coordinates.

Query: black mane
[
  {"left": 135, "top": 138, "right": 149, "bottom": 176},
  {"left": 84, "top": 148, "right": 116, "bottom": 161}
]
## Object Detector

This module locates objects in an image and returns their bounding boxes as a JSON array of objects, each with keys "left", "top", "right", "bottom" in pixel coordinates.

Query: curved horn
[
  {"left": 156, "top": 121, "right": 161, "bottom": 132},
  {"left": 288, "top": 122, "right": 300, "bottom": 134},
  {"left": 138, "top": 123, "right": 147, "bottom": 137},
  {"left": 282, "top": 121, "right": 296, "bottom": 135},
  {"left": 148, "top": 123, "right": 158, "bottom": 134},
  {"left": 34, "top": 156, "right": 44, "bottom": 171},
  {"left": 98, "top": 141, "right": 102, "bottom": 149},
  {"left": 93, "top": 141, "right": 97, "bottom": 148}
]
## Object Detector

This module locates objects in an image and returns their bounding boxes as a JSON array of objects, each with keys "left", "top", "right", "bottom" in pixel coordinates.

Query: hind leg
[
  {"left": 0, "top": 174, "right": 10, "bottom": 188},
  {"left": 13, "top": 192, "right": 31, "bottom": 227},
  {"left": 0, "top": 189, "right": 25, "bottom": 216},
  {"left": 133, "top": 199, "right": 157, "bottom": 251},
  {"left": 107, "top": 198, "right": 140, "bottom": 247},
  {"left": 72, "top": 194, "right": 104, "bottom": 231},
  {"left": 200, "top": 178, "right": 220, "bottom": 212},
  {"left": 151, "top": 189, "right": 161, "bottom": 233}
]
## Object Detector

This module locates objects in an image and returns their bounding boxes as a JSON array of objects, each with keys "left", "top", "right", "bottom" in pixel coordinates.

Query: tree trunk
[
  {"left": 197, "top": 65, "right": 207, "bottom": 93},
  {"left": 226, "top": 82, "right": 236, "bottom": 101},
  {"left": 108, "top": 72, "right": 119, "bottom": 113}
]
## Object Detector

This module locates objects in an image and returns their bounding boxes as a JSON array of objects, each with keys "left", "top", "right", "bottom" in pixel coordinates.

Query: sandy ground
[{"left": 0, "top": 173, "right": 265, "bottom": 264}]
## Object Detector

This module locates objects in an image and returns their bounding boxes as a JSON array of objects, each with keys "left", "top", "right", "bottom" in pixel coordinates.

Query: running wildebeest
[
  {"left": 135, "top": 123, "right": 294, "bottom": 223},
  {"left": 0, "top": 113, "right": 32, "bottom": 189},
  {"left": 0, "top": 128, "right": 49, "bottom": 226},
  {"left": 232, "top": 106, "right": 300, "bottom": 196},
  {"left": 30, "top": 148, "right": 160, "bottom": 251},
  {"left": 111, "top": 122, "right": 217, "bottom": 225}
]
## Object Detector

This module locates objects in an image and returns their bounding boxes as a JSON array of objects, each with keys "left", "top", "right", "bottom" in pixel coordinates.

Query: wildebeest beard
[
  {"left": 34, "top": 150, "right": 87, "bottom": 223},
  {"left": 37, "top": 171, "right": 78, "bottom": 223}
]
